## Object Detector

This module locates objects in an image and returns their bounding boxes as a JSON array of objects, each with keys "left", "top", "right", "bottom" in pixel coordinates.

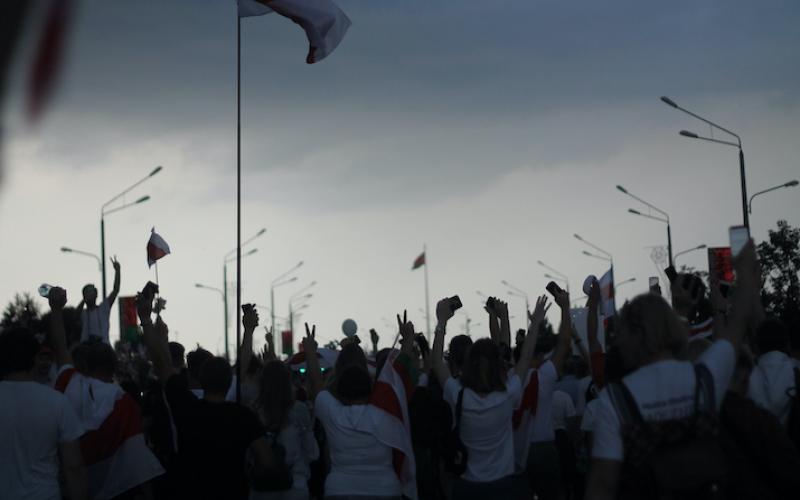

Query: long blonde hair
[{"left": 616, "top": 294, "right": 688, "bottom": 370}]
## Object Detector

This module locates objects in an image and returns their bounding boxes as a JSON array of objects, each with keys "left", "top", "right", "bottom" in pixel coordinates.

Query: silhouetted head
[
  {"left": 460, "top": 338, "right": 507, "bottom": 394},
  {"left": 84, "top": 340, "right": 118, "bottom": 382},
  {"left": 755, "top": 317, "right": 790, "bottom": 355},
  {"left": 168, "top": 342, "right": 186, "bottom": 369},
  {"left": 82, "top": 284, "right": 98, "bottom": 306},
  {"left": 334, "top": 344, "right": 371, "bottom": 403},
  {"left": 447, "top": 334, "right": 473, "bottom": 378},
  {"left": 257, "top": 360, "right": 294, "bottom": 431},
  {"left": 199, "top": 356, "right": 232, "bottom": 397},
  {"left": 186, "top": 347, "right": 214, "bottom": 385},
  {"left": 616, "top": 294, "right": 687, "bottom": 371},
  {"left": 0, "top": 327, "right": 39, "bottom": 379}
]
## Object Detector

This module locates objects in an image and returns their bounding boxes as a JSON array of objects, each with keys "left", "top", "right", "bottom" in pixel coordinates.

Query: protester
[
  {"left": 0, "top": 326, "right": 87, "bottom": 500},
  {"left": 76, "top": 257, "right": 121, "bottom": 344},
  {"left": 748, "top": 317, "right": 797, "bottom": 425}
]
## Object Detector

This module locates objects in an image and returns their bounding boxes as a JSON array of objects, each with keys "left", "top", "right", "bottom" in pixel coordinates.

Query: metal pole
[
  {"left": 223, "top": 263, "right": 229, "bottom": 361},
  {"left": 666, "top": 223, "right": 674, "bottom": 268},
  {"left": 235, "top": 12, "right": 242, "bottom": 404},
  {"left": 423, "top": 244, "right": 431, "bottom": 342},
  {"left": 270, "top": 286, "right": 275, "bottom": 351},
  {"left": 100, "top": 217, "right": 107, "bottom": 298},
  {"left": 739, "top": 148, "right": 749, "bottom": 230}
]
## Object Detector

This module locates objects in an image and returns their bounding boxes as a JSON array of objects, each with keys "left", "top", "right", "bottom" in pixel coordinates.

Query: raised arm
[
  {"left": 718, "top": 241, "right": 760, "bottom": 349},
  {"left": 137, "top": 284, "right": 175, "bottom": 382},
  {"left": 485, "top": 298, "right": 500, "bottom": 342},
  {"left": 262, "top": 328, "right": 276, "bottom": 361},
  {"left": 431, "top": 298, "right": 455, "bottom": 387},
  {"left": 47, "top": 287, "right": 73, "bottom": 368},
  {"left": 303, "top": 323, "right": 323, "bottom": 399},
  {"left": 515, "top": 295, "right": 550, "bottom": 381},
  {"left": 397, "top": 311, "right": 415, "bottom": 357},
  {"left": 550, "top": 287, "right": 573, "bottom": 376},
  {"left": 106, "top": 257, "right": 121, "bottom": 305},
  {"left": 498, "top": 299, "right": 512, "bottom": 348},
  {"left": 586, "top": 278, "right": 602, "bottom": 355},
  {"left": 239, "top": 306, "right": 258, "bottom": 374}
]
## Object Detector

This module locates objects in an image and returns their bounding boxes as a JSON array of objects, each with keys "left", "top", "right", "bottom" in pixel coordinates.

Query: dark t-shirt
[{"left": 164, "top": 375, "right": 264, "bottom": 500}]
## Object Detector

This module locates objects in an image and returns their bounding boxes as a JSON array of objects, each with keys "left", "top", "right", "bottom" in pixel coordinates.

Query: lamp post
[
  {"left": 616, "top": 184, "right": 673, "bottom": 267},
  {"left": 288, "top": 290, "right": 313, "bottom": 349},
  {"left": 501, "top": 279, "right": 530, "bottom": 327},
  {"left": 748, "top": 180, "right": 799, "bottom": 214},
  {"left": 661, "top": 96, "right": 749, "bottom": 230},
  {"left": 573, "top": 234, "right": 613, "bottom": 266},
  {"left": 271, "top": 261, "right": 303, "bottom": 352},
  {"left": 581, "top": 250, "right": 612, "bottom": 263},
  {"left": 615, "top": 277, "right": 636, "bottom": 291},
  {"left": 673, "top": 244, "right": 707, "bottom": 263},
  {"left": 222, "top": 228, "right": 266, "bottom": 361},
  {"left": 536, "top": 260, "right": 570, "bottom": 293},
  {"left": 475, "top": 290, "right": 488, "bottom": 299},
  {"left": 100, "top": 166, "right": 161, "bottom": 297},
  {"left": 60, "top": 247, "right": 102, "bottom": 281},
  {"left": 195, "top": 283, "right": 224, "bottom": 350}
]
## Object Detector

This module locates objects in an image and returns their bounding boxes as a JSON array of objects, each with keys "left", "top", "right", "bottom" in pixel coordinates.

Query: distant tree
[
  {"left": 323, "top": 339, "right": 340, "bottom": 350},
  {"left": 1, "top": 292, "right": 41, "bottom": 328},
  {"left": 757, "top": 220, "right": 800, "bottom": 327},
  {"left": 678, "top": 265, "right": 709, "bottom": 286}
]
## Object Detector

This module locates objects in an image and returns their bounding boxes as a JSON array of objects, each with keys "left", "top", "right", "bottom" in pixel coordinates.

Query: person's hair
[
  {"left": 447, "top": 335, "right": 473, "bottom": 375},
  {"left": 84, "top": 340, "right": 118, "bottom": 376},
  {"left": 168, "top": 342, "right": 185, "bottom": 368},
  {"left": 755, "top": 317, "right": 790, "bottom": 355},
  {"left": 257, "top": 360, "right": 294, "bottom": 432},
  {"left": 187, "top": 347, "right": 214, "bottom": 381},
  {"left": 616, "top": 294, "right": 687, "bottom": 371},
  {"left": 0, "top": 327, "right": 40, "bottom": 378},
  {"left": 460, "top": 338, "right": 507, "bottom": 394},
  {"left": 334, "top": 344, "right": 371, "bottom": 403},
  {"left": 199, "top": 356, "right": 232, "bottom": 395}
]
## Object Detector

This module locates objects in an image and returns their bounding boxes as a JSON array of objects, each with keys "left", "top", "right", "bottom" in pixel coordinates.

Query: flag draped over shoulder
[
  {"left": 238, "top": 0, "right": 351, "bottom": 64},
  {"left": 411, "top": 252, "right": 425, "bottom": 270},
  {"left": 147, "top": 228, "right": 170, "bottom": 268},
  {"left": 512, "top": 369, "right": 539, "bottom": 472},
  {"left": 55, "top": 366, "right": 164, "bottom": 500},
  {"left": 368, "top": 350, "right": 419, "bottom": 499}
]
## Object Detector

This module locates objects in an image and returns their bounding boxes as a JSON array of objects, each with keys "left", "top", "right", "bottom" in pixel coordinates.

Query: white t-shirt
[
  {"left": 0, "top": 381, "right": 84, "bottom": 500},
  {"left": 592, "top": 339, "right": 735, "bottom": 461},
  {"left": 580, "top": 398, "right": 600, "bottom": 432},
  {"left": 575, "top": 375, "right": 593, "bottom": 415},
  {"left": 80, "top": 299, "right": 112, "bottom": 343},
  {"left": 443, "top": 374, "right": 522, "bottom": 482},
  {"left": 551, "top": 390, "right": 576, "bottom": 431},
  {"left": 748, "top": 351, "right": 796, "bottom": 425},
  {"left": 530, "top": 360, "right": 559, "bottom": 443},
  {"left": 314, "top": 390, "right": 402, "bottom": 497}
]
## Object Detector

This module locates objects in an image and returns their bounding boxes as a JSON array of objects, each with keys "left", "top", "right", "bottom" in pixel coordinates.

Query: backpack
[
  {"left": 250, "top": 431, "right": 294, "bottom": 492},
  {"left": 442, "top": 388, "right": 468, "bottom": 476},
  {"left": 608, "top": 364, "right": 727, "bottom": 500},
  {"left": 785, "top": 367, "right": 800, "bottom": 449}
]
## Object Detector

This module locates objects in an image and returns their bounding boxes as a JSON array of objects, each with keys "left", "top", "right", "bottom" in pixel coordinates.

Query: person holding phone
[{"left": 432, "top": 294, "right": 550, "bottom": 498}]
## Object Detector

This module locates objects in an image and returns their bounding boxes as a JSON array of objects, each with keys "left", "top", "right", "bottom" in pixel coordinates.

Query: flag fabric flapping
[
  {"left": 412, "top": 252, "right": 425, "bottom": 270},
  {"left": 55, "top": 366, "right": 164, "bottom": 499},
  {"left": 512, "top": 369, "right": 539, "bottom": 471},
  {"left": 599, "top": 267, "right": 616, "bottom": 320},
  {"left": 28, "top": 0, "right": 76, "bottom": 122},
  {"left": 147, "top": 228, "right": 171, "bottom": 268},
  {"left": 238, "top": 0, "right": 351, "bottom": 64},
  {"left": 368, "top": 350, "right": 419, "bottom": 499}
]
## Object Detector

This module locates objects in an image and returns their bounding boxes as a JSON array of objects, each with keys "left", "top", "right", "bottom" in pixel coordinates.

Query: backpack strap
[
  {"left": 693, "top": 363, "right": 716, "bottom": 415},
  {"left": 608, "top": 380, "right": 644, "bottom": 428}
]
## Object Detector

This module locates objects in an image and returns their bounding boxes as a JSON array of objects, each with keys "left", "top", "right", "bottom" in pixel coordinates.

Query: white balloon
[{"left": 341, "top": 318, "right": 358, "bottom": 337}]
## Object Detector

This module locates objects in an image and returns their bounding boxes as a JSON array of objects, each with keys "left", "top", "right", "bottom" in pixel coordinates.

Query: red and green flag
[{"left": 411, "top": 252, "right": 425, "bottom": 270}]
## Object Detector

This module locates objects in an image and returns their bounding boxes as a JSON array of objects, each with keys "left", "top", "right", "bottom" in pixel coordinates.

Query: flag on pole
[
  {"left": 28, "top": 0, "right": 75, "bottom": 122},
  {"left": 147, "top": 228, "right": 171, "bottom": 268},
  {"left": 237, "top": 0, "right": 351, "bottom": 64},
  {"left": 599, "top": 267, "right": 616, "bottom": 320},
  {"left": 411, "top": 252, "right": 425, "bottom": 270},
  {"left": 368, "top": 351, "right": 419, "bottom": 499}
]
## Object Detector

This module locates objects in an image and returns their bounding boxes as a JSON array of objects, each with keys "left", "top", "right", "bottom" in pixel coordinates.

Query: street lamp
[
  {"left": 536, "top": 260, "right": 570, "bottom": 293},
  {"left": 615, "top": 277, "right": 636, "bottom": 291},
  {"left": 661, "top": 96, "right": 749, "bottom": 230},
  {"left": 60, "top": 246, "right": 102, "bottom": 273},
  {"left": 101, "top": 165, "right": 158, "bottom": 297},
  {"left": 195, "top": 283, "right": 225, "bottom": 349},
  {"left": 271, "top": 261, "right": 303, "bottom": 352},
  {"left": 674, "top": 244, "right": 707, "bottom": 263},
  {"left": 475, "top": 290, "right": 488, "bottom": 299},
  {"left": 748, "top": 180, "right": 799, "bottom": 214},
  {"left": 501, "top": 279, "right": 530, "bottom": 327},
  {"left": 582, "top": 250, "right": 612, "bottom": 263},
  {"left": 617, "top": 184, "right": 673, "bottom": 267},
  {"left": 221, "top": 228, "right": 266, "bottom": 360},
  {"left": 573, "top": 234, "right": 613, "bottom": 266}
]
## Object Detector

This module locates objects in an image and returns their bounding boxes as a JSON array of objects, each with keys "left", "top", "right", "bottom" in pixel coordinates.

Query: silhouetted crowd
[{"left": 2, "top": 240, "right": 800, "bottom": 500}]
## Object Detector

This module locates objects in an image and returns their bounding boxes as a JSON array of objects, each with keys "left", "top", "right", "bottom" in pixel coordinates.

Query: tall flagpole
[
  {"left": 423, "top": 244, "right": 431, "bottom": 342},
  {"left": 235, "top": 9, "right": 242, "bottom": 404}
]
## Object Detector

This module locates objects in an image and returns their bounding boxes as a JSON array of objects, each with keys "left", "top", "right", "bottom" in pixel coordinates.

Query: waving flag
[
  {"left": 411, "top": 252, "right": 425, "bottom": 270},
  {"left": 238, "top": 0, "right": 351, "bottom": 64},
  {"left": 599, "top": 267, "right": 616, "bottom": 320},
  {"left": 55, "top": 366, "right": 164, "bottom": 499},
  {"left": 512, "top": 369, "right": 539, "bottom": 471},
  {"left": 147, "top": 228, "right": 171, "bottom": 268},
  {"left": 369, "top": 351, "right": 418, "bottom": 499}
]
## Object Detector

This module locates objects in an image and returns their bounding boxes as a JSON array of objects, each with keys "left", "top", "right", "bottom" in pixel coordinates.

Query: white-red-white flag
[
  {"left": 599, "top": 267, "right": 616, "bottom": 320},
  {"left": 147, "top": 228, "right": 171, "bottom": 268},
  {"left": 237, "top": 0, "right": 351, "bottom": 64}
]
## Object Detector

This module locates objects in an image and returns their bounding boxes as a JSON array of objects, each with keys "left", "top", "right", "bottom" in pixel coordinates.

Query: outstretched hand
[
  {"left": 528, "top": 295, "right": 550, "bottom": 325},
  {"left": 111, "top": 255, "right": 121, "bottom": 272},
  {"left": 369, "top": 328, "right": 379, "bottom": 346},
  {"left": 436, "top": 297, "right": 455, "bottom": 325},
  {"left": 303, "top": 323, "right": 318, "bottom": 353},
  {"left": 553, "top": 287, "right": 570, "bottom": 310},
  {"left": 397, "top": 310, "right": 415, "bottom": 342},
  {"left": 48, "top": 287, "right": 67, "bottom": 311},
  {"left": 243, "top": 306, "right": 259, "bottom": 331},
  {"left": 587, "top": 277, "right": 600, "bottom": 307}
]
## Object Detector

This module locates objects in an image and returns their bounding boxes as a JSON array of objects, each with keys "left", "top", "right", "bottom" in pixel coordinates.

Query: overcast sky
[{"left": 2, "top": 0, "right": 799, "bottom": 354}]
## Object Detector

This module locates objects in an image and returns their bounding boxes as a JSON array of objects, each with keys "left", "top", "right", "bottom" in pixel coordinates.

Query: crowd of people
[{"left": 2, "top": 239, "right": 800, "bottom": 500}]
